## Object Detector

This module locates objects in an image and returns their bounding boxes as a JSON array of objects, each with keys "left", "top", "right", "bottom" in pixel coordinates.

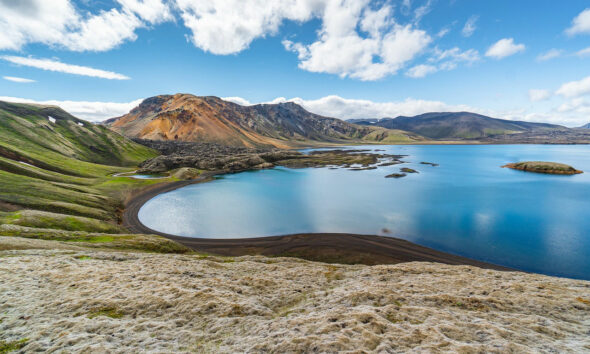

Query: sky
[{"left": 1, "top": 0, "right": 590, "bottom": 127}]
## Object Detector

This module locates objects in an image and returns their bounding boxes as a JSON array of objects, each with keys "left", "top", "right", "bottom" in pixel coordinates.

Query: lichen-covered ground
[{"left": 1, "top": 244, "right": 589, "bottom": 353}]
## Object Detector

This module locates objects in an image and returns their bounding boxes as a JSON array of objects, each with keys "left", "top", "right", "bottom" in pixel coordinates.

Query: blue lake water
[{"left": 139, "top": 145, "right": 590, "bottom": 279}]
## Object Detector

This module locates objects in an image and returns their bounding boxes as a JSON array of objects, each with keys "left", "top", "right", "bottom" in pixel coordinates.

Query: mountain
[
  {"left": 105, "top": 94, "right": 424, "bottom": 148},
  {"left": 580, "top": 123, "right": 590, "bottom": 129},
  {"left": 351, "top": 112, "right": 565, "bottom": 140}
]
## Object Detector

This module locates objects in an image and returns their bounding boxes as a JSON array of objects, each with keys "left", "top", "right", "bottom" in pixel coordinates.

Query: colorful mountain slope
[{"left": 105, "top": 94, "right": 424, "bottom": 148}]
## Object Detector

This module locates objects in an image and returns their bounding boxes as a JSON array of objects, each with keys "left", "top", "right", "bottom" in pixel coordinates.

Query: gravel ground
[{"left": 1, "top": 246, "right": 589, "bottom": 353}]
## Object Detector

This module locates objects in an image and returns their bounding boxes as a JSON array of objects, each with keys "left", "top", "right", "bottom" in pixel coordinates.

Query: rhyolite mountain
[
  {"left": 351, "top": 112, "right": 566, "bottom": 140},
  {"left": 104, "top": 94, "right": 424, "bottom": 148}
]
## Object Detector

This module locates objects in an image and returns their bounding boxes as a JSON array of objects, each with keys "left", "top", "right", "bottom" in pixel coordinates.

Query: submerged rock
[{"left": 386, "top": 173, "right": 407, "bottom": 178}]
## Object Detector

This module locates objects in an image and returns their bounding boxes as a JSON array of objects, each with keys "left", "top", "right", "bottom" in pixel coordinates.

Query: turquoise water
[{"left": 139, "top": 145, "right": 590, "bottom": 279}]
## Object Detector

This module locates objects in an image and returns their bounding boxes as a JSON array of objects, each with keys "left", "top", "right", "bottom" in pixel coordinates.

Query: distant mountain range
[
  {"left": 580, "top": 123, "right": 590, "bottom": 129},
  {"left": 349, "top": 112, "right": 566, "bottom": 140},
  {"left": 104, "top": 94, "right": 423, "bottom": 148}
]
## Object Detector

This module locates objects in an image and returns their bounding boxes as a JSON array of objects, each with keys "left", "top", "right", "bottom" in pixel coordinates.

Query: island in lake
[{"left": 502, "top": 161, "right": 583, "bottom": 175}]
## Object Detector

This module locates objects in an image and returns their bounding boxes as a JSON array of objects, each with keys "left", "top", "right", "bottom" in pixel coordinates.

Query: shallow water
[{"left": 139, "top": 145, "right": 590, "bottom": 279}]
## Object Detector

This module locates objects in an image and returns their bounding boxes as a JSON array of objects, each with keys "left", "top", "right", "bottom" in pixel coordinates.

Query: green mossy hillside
[{"left": 0, "top": 100, "right": 188, "bottom": 254}]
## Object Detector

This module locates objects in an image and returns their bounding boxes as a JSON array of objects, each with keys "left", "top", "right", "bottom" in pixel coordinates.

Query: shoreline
[{"left": 123, "top": 173, "right": 511, "bottom": 271}]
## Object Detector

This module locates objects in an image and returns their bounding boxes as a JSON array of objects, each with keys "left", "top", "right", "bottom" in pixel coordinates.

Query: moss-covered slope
[{"left": 0, "top": 100, "right": 188, "bottom": 253}]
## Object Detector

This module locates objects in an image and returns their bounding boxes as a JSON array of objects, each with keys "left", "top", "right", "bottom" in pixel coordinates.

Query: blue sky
[{"left": 1, "top": 0, "right": 590, "bottom": 126}]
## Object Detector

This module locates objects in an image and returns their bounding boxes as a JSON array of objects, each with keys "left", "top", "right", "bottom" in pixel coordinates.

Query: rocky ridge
[
  {"left": 135, "top": 139, "right": 404, "bottom": 174},
  {"left": 105, "top": 94, "right": 423, "bottom": 148}
]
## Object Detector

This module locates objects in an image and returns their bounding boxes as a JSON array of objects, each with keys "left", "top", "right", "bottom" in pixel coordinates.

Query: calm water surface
[{"left": 139, "top": 145, "right": 590, "bottom": 279}]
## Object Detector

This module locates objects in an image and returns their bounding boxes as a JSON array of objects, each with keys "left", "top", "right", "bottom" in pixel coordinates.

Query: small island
[{"left": 502, "top": 161, "right": 583, "bottom": 175}]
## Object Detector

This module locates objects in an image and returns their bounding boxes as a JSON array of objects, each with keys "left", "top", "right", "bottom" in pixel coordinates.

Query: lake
[{"left": 138, "top": 145, "right": 590, "bottom": 279}]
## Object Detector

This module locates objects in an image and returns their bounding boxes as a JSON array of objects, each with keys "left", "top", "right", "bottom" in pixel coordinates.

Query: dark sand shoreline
[{"left": 123, "top": 172, "right": 511, "bottom": 271}]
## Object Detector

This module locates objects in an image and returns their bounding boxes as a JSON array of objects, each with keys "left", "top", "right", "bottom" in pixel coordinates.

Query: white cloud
[
  {"left": 175, "top": 0, "right": 319, "bottom": 55},
  {"left": 285, "top": 14, "right": 431, "bottom": 81},
  {"left": 436, "top": 27, "right": 450, "bottom": 38},
  {"left": 3, "top": 76, "right": 35, "bottom": 83},
  {"left": 222, "top": 96, "right": 252, "bottom": 106},
  {"left": 556, "top": 75, "right": 590, "bottom": 98},
  {"left": 461, "top": 15, "right": 478, "bottom": 37},
  {"left": 485, "top": 38, "right": 525, "bottom": 59},
  {"left": 117, "top": 0, "right": 174, "bottom": 24},
  {"left": 406, "top": 64, "right": 437, "bottom": 78},
  {"left": 576, "top": 46, "right": 590, "bottom": 57},
  {"left": 528, "top": 89, "right": 551, "bottom": 102},
  {"left": 406, "top": 47, "right": 479, "bottom": 78},
  {"left": 413, "top": 0, "right": 433, "bottom": 23},
  {"left": 1, "top": 56, "right": 130, "bottom": 80},
  {"left": 0, "top": 96, "right": 142, "bottom": 122},
  {"left": 0, "top": 0, "right": 435, "bottom": 81},
  {"left": 177, "top": 0, "right": 431, "bottom": 81},
  {"left": 0, "top": 0, "right": 171, "bottom": 51},
  {"left": 566, "top": 8, "right": 590, "bottom": 36},
  {"left": 536, "top": 49, "right": 563, "bottom": 62}
]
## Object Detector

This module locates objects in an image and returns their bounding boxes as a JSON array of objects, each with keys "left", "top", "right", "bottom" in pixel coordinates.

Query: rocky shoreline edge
[{"left": 122, "top": 172, "right": 511, "bottom": 270}]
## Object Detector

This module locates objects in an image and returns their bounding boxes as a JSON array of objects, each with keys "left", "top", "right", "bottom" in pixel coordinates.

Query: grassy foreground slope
[{"left": 0, "top": 101, "right": 188, "bottom": 253}]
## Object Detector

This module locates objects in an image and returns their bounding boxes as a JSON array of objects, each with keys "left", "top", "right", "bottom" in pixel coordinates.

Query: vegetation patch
[
  {"left": 88, "top": 307, "right": 124, "bottom": 319},
  {"left": 74, "top": 255, "right": 92, "bottom": 260},
  {"left": 0, "top": 338, "right": 28, "bottom": 354}
]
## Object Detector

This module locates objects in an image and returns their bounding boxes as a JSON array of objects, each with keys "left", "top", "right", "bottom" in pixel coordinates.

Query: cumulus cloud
[
  {"left": 282, "top": 3, "right": 431, "bottom": 81},
  {"left": 528, "top": 89, "right": 551, "bottom": 102},
  {"left": 461, "top": 15, "right": 478, "bottom": 37},
  {"left": 3, "top": 76, "right": 35, "bottom": 83},
  {"left": 175, "top": 0, "right": 319, "bottom": 55},
  {"left": 0, "top": 96, "right": 142, "bottom": 122},
  {"left": 485, "top": 38, "right": 525, "bottom": 59},
  {"left": 566, "top": 8, "right": 590, "bottom": 36},
  {"left": 1, "top": 56, "right": 130, "bottom": 80},
  {"left": 0, "top": 0, "right": 172, "bottom": 51},
  {"left": 0, "top": 0, "right": 436, "bottom": 81},
  {"left": 176, "top": 0, "right": 431, "bottom": 80},
  {"left": 556, "top": 75, "right": 590, "bottom": 98},
  {"left": 536, "top": 49, "right": 563, "bottom": 62}
]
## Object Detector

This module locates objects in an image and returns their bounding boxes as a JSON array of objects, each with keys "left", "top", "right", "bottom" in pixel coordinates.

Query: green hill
[{"left": 0, "top": 101, "right": 187, "bottom": 253}]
